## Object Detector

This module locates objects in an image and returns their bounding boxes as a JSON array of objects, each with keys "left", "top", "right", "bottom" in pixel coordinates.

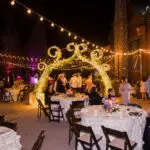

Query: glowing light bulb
[
  {"left": 10, "top": 0, "right": 15, "bottom": 6},
  {"left": 61, "top": 28, "right": 64, "bottom": 32},
  {"left": 87, "top": 42, "right": 89, "bottom": 45},
  {"left": 92, "top": 44, "right": 95, "bottom": 47},
  {"left": 82, "top": 39, "right": 85, "bottom": 42},
  {"left": 96, "top": 46, "right": 98, "bottom": 49},
  {"left": 68, "top": 32, "right": 71, "bottom": 36},
  {"left": 40, "top": 16, "right": 44, "bottom": 21},
  {"left": 74, "top": 36, "right": 77, "bottom": 40},
  {"left": 27, "top": 9, "right": 31, "bottom": 14},
  {"left": 51, "top": 23, "right": 54, "bottom": 27}
]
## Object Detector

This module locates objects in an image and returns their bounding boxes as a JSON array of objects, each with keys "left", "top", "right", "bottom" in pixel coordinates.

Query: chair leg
[{"left": 69, "top": 129, "right": 73, "bottom": 145}]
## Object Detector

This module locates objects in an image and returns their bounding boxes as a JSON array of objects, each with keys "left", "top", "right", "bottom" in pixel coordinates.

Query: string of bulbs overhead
[{"left": 10, "top": 0, "right": 100, "bottom": 49}]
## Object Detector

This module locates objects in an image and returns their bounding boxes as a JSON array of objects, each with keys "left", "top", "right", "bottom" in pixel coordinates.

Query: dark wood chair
[
  {"left": 32, "top": 130, "right": 45, "bottom": 150},
  {"left": 17, "top": 90, "right": 26, "bottom": 101},
  {"left": 3, "top": 91, "right": 14, "bottom": 103},
  {"left": 71, "top": 101, "right": 84, "bottom": 112},
  {"left": 71, "top": 122, "right": 102, "bottom": 150},
  {"left": 0, "top": 115, "right": 4, "bottom": 123},
  {"left": 37, "top": 99, "right": 50, "bottom": 121},
  {"left": 101, "top": 125, "right": 137, "bottom": 150},
  {"left": 66, "top": 109, "right": 81, "bottom": 145},
  {"left": 0, "top": 122, "right": 17, "bottom": 131},
  {"left": 49, "top": 100, "right": 64, "bottom": 123}
]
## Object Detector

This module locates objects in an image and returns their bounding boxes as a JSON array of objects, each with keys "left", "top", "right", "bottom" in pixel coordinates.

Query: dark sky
[{"left": 0, "top": 0, "right": 149, "bottom": 56}]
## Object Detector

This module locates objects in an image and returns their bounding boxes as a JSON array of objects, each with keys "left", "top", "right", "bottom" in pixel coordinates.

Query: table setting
[{"left": 79, "top": 104, "right": 147, "bottom": 150}]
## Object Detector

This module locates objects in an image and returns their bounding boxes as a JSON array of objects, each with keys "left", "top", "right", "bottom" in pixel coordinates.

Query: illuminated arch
[{"left": 32, "top": 43, "right": 112, "bottom": 107}]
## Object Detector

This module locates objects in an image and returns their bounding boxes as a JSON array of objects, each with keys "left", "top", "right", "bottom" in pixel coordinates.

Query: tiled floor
[{"left": 0, "top": 98, "right": 150, "bottom": 150}]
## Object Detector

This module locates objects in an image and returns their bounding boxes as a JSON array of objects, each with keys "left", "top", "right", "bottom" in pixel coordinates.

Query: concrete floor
[{"left": 0, "top": 98, "right": 150, "bottom": 150}]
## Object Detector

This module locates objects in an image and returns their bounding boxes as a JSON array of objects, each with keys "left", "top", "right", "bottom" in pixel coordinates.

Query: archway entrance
[{"left": 30, "top": 43, "right": 112, "bottom": 107}]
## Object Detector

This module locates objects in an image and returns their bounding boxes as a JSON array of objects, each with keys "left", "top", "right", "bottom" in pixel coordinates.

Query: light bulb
[
  {"left": 82, "top": 39, "right": 85, "bottom": 42},
  {"left": 68, "top": 32, "right": 71, "bottom": 36},
  {"left": 27, "top": 9, "right": 31, "bottom": 14},
  {"left": 87, "top": 42, "right": 89, "bottom": 45},
  {"left": 74, "top": 36, "right": 77, "bottom": 40},
  {"left": 40, "top": 16, "right": 44, "bottom": 21},
  {"left": 92, "top": 44, "right": 95, "bottom": 47},
  {"left": 61, "top": 28, "right": 64, "bottom": 32},
  {"left": 10, "top": 0, "right": 15, "bottom": 6},
  {"left": 51, "top": 23, "right": 54, "bottom": 27}
]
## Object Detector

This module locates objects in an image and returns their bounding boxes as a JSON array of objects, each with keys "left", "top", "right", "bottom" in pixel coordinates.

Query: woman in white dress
[
  {"left": 119, "top": 77, "right": 132, "bottom": 105},
  {"left": 140, "top": 77, "right": 147, "bottom": 100}
]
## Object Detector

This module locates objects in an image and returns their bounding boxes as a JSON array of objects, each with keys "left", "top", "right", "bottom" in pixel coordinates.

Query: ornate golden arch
[{"left": 35, "top": 43, "right": 112, "bottom": 95}]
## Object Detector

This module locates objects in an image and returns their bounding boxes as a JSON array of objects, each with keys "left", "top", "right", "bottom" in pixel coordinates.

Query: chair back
[
  {"left": 0, "top": 122, "right": 17, "bottom": 131},
  {"left": 72, "top": 122, "right": 100, "bottom": 149},
  {"left": 71, "top": 101, "right": 84, "bottom": 110},
  {"left": 66, "top": 109, "right": 78, "bottom": 124},
  {"left": 37, "top": 99, "right": 49, "bottom": 117},
  {"left": 0, "top": 115, "right": 4, "bottom": 123},
  {"left": 101, "top": 125, "right": 132, "bottom": 149},
  {"left": 32, "top": 130, "right": 45, "bottom": 150}
]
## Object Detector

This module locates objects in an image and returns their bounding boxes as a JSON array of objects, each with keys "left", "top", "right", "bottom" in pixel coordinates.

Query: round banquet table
[
  {"left": 79, "top": 105, "right": 147, "bottom": 150},
  {"left": 0, "top": 126, "right": 22, "bottom": 150},
  {"left": 51, "top": 94, "right": 89, "bottom": 117}
]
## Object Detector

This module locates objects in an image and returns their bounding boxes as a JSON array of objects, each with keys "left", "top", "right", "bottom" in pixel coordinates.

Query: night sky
[{"left": 0, "top": 0, "right": 149, "bottom": 56}]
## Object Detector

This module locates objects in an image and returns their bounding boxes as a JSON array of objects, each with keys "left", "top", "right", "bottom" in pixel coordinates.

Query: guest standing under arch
[{"left": 119, "top": 77, "right": 132, "bottom": 105}]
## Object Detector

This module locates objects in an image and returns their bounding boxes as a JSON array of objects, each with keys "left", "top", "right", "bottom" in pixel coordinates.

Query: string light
[
  {"left": 87, "top": 42, "right": 90, "bottom": 45},
  {"left": 27, "top": 9, "right": 31, "bottom": 14},
  {"left": 51, "top": 22, "right": 55, "bottom": 27},
  {"left": 9, "top": 0, "right": 102, "bottom": 48},
  {"left": 92, "top": 44, "right": 95, "bottom": 47},
  {"left": 68, "top": 32, "right": 71, "bottom": 36},
  {"left": 10, "top": 0, "right": 15, "bottom": 6},
  {"left": 74, "top": 36, "right": 77, "bottom": 40},
  {"left": 61, "top": 28, "right": 64, "bottom": 32},
  {"left": 40, "top": 16, "right": 44, "bottom": 21}
]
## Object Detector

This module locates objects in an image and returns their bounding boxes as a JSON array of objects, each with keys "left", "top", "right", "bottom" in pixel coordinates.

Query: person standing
[
  {"left": 140, "top": 77, "right": 147, "bottom": 100},
  {"left": 146, "top": 76, "right": 150, "bottom": 98},
  {"left": 70, "top": 73, "right": 78, "bottom": 92},
  {"left": 119, "top": 77, "right": 132, "bottom": 105},
  {"left": 76, "top": 73, "right": 82, "bottom": 92}
]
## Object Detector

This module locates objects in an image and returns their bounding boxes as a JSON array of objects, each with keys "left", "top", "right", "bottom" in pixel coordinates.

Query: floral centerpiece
[
  {"left": 103, "top": 97, "right": 120, "bottom": 113},
  {"left": 66, "top": 88, "right": 75, "bottom": 97}
]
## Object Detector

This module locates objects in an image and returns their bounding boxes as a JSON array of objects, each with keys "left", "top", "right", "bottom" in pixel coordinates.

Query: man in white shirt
[{"left": 70, "top": 73, "right": 78, "bottom": 91}]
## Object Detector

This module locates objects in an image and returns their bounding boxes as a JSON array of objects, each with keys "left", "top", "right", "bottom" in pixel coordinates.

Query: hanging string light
[
  {"left": 10, "top": 0, "right": 15, "bottom": 6},
  {"left": 9, "top": 0, "right": 101, "bottom": 49}
]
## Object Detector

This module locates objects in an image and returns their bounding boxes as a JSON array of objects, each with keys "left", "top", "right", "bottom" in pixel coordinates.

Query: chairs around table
[
  {"left": 71, "top": 122, "right": 102, "bottom": 150},
  {"left": 32, "top": 130, "right": 45, "bottom": 150},
  {"left": 127, "top": 103, "right": 142, "bottom": 109},
  {"left": 3, "top": 91, "right": 14, "bottom": 103},
  {"left": 37, "top": 99, "right": 50, "bottom": 121},
  {"left": 66, "top": 108, "right": 81, "bottom": 145},
  {"left": 101, "top": 125, "right": 137, "bottom": 150},
  {"left": 49, "top": 100, "right": 64, "bottom": 123}
]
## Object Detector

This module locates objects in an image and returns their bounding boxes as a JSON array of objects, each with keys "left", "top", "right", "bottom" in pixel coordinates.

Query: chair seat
[
  {"left": 78, "top": 133, "right": 102, "bottom": 144},
  {"left": 109, "top": 138, "right": 137, "bottom": 149}
]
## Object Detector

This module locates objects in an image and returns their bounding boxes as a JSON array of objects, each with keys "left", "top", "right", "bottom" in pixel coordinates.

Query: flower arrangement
[{"left": 103, "top": 97, "right": 119, "bottom": 113}]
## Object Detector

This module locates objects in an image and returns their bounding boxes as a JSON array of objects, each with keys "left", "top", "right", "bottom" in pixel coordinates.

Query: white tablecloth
[
  {"left": 51, "top": 94, "right": 89, "bottom": 116},
  {"left": 0, "top": 127, "right": 21, "bottom": 150},
  {"left": 79, "top": 105, "right": 147, "bottom": 150},
  {"left": 5, "top": 89, "right": 20, "bottom": 102}
]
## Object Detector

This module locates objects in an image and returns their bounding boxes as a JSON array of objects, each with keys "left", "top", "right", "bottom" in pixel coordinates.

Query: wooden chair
[
  {"left": 17, "top": 90, "right": 26, "bottom": 102},
  {"left": 49, "top": 100, "right": 64, "bottom": 123},
  {"left": 32, "top": 130, "right": 45, "bottom": 150},
  {"left": 3, "top": 91, "right": 14, "bottom": 103},
  {"left": 101, "top": 125, "right": 137, "bottom": 150},
  {"left": 71, "top": 101, "right": 84, "bottom": 112},
  {"left": 0, "top": 115, "right": 4, "bottom": 123},
  {"left": 37, "top": 99, "right": 50, "bottom": 121},
  {"left": 0, "top": 122, "right": 17, "bottom": 131},
  {"left": 66, "top": 109, "right": 81, "bottom": 145},
  {"left": 71, "top": 122, "right": 102, "bottom": 150}
]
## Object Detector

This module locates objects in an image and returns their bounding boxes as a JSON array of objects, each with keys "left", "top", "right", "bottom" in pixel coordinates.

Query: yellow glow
[
  {"left": 40, "top": 16, "right": 44, "bottom": 21},
  {"left": 51, "top": 23, "right": 54, "bottom": 27},
  {"left": 27, "top": 9, "right": 31, "bottom": 14},
  {"left": 61, "top": 28, "right": 64, "bottom": 32},
  {"left": 68, "top": 32, "right": 71, "bottom": 36},
  {"left": 82, "top": 39, "right": 85, "bottom": 42},
  {"left": 92, "top": 44, "right": 95, "bottom": 47},
  {"left": 74, "top": 36, "right": 77, "bottom": 40},
  {"left": 10, "top": 0, "right": 15, "bottom": 6},
  {"left": 87, "top": 42, "right": 89, "bottom": 45}
]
